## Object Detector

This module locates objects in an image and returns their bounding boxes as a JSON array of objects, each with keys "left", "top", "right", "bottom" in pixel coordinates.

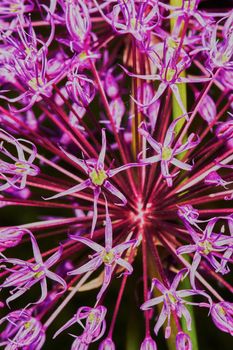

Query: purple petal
[
  {"left": 43, "top": 179, "right": 91, "bottom": 200},
  {"left": 70, "top": 236, "right": 103, "bottom": 252},
  {"left": 141, "top": 296, "right": 164, "bottom": 310},
  {"left": 97, "top": 264, "right": 113, "bottom": 301},
  {"left": 190, "top": 252, "right": 202, "bottom": 289},
  {"left": 67, "top": 256, "right": 102, "bottom": 275},
  {"left": 97, "top": 129, "right": 106, "bottom": 170},
  {"left": 104, "top": 180, "right": 127, "bottom": 206},
  {"left": 91, "top": 186, "right": 101, "bottom": 236}
]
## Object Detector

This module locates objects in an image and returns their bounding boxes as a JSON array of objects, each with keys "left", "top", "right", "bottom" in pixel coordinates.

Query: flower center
[
  {"left": 79, "top": 51, "right": 87, "bottom": 61},
  {"left": 28, "top": 77, "right": 43, "bottom": 91},
  {"left": 10, "top": 4, "right": 20, "bottom": 13},
  {"left": 216, "top": 52, "right": 229, "bottom": 64},
  {"left": 163, "top": 68, "right": 176, "bottom": 82},
  {"left": 162, "top": 147, "right": 172, "bottom": 160},
  {"left": 217, "top": 305, "right": 226, "bottom": 317},
  {"left": 15, "top": 162, "right": 28, "bottom": 173},
  {"left": 24, "top": 321, "right": 31, "bottom": 329},
  {"left": 102, "top": 250, "right": 115, "bottom": 264},
  {"left": 167, "top": 292, "right": 177, "bottom": 304},
  {"left": 32, "top": 264, "right": 45, "bottom": 279},
  {"left": 199, "top": 240, "right": 213, "bottom": 255},
  {"left": 167, "top": 37, "right": 179, "bottom": 49},
  {"left": 87, "top": 312, "right": 96, "bottom": 323},
  {"left": 90, "top": 169, "right": 107, "bottom": 186},
  {"left": 130, "top": 18, "right": 137, "bottom": 30}
]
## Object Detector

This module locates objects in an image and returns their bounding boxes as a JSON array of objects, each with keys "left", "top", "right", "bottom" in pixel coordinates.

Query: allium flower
[
  {"left": 54, "top": 305, "right": 107, "bottom": 348},
  {"left": 141, "top": 269, "right": 210, "bottom": 338},
  {"left": 0, "top": 129, "right": 39, "bottom": 191},
  {"left": 211, "top": 302, "right": 233, "bottom": 336},
  {"left": 0, "top": 1, "right": 232, "bottom": 349},
  {"left": 0, "top": 309, "right": 45, "bottom": 350},
  {"left": 176, "top": 332, "right": 192, "bottom": 350},
  {"left": 44, "top": 129, "right": 141, "bottom": 234},
  {"left": 68, "top": 200, "right": 137, "bottom": 300},
  {"left": 0, "top": 226, "right": 28, "bottom": 251},
  {"left": 140, "top": 336, "right": 157, "bottom": 350},
  {"left": 0, "top": 234, "right": 66, "bottom": 306},
  {"left": 99, "top": 337, "right": 115, "bottom": 350},
  {"left": 138, "top": 117, "right": 199, "bottom": 186},
  {"left": 177, "top": 217, "right": 233, "bottom": 287}
]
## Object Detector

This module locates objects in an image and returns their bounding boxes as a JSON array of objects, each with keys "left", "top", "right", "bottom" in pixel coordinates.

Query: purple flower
[
  {"left": 204, "top": 171, "right": 229, "bottom": 188},
  {"left": 66, "top": 68, "right": 96, "bottom": 107},
  {"left": 141, "top": 269, "right": 210, "bottom": 338},
  {"left": 0, "top": 309, "right": 45, "bottom": 350},
  {"left": 178, "top": 205, "right": 200, "bottom": 226},
  {"left": 140, "top": 336, "right": 157, "bottom": 350},
  {"left": 202, "top": 12, "right": 233, "bottom": 69},
  {"left": 177, "top": 217, "right": 233, "bottom": 287},
  {"left": 0, "top": 234, "right": 66, "bottom": 306},
  {"left": 94, "top": 0, "right": 160, "bottom": 43},
  {"left": 54, "top": 305, "right": 107, "bottom": 346},
  {"left": 138, "top": 118, "right": 199, "bottom": 186},
  {"left": 162, "top": 0, "right": 211, "bottom": 27},
  {"left": 176, "top": 332, "right": 192, "bottom": 350},
  {"left": 0, "top": 129, "right": 39, "bottom": 191},
  {"left": 0, "top": 0, "right": 34, "bottom": 20},
  {"left": 121, "top": 51, "right": 211, "bottom": 115},
  {"left": 0, "top": 227, "right": 28, "bottom": 252},
  {"left": 197, "top": 94, "right": 216, "bottom": 125},
  {"left": 99, "top": 337, "right": 115, "bottom": 350},
  {"left": 211, "top": 302, "right": 233, "bottom": 336},
  {"left": 65, "top": 0, "right": 91, "bottom": 52},
  {"left": 44, "top": 128, "right": 142, "bottom": 234},
  {"left": 68, "top": 201, "right": 137, "bottom": 300}
]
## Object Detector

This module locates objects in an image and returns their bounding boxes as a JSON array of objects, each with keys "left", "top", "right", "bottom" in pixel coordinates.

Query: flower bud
[
  {"left": 99, "top": 337, "right": 115, "bottom": 350},
  {"left": 140, "top": 336, "right": 157, "bottom": 350},
  {"left": 176, "top": 332, "right": 192, "bottom": 350},
  {"left": 211, "top": 302, "right": 233, "bottom": 335},
  {"left": 198, "top": 94, "right": 216, "bottom": 125}
]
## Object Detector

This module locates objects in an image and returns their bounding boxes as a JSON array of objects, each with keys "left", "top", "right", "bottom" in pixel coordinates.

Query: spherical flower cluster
[{"left": 0, "top": 1, "right": 232, "bottom": 349}]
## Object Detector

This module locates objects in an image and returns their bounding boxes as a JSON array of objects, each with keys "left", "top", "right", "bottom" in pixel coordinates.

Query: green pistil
[
  {"left": 87, "top": 312, "right": 95, "bottom": 323},
  {"left": 90, "top": 169, "right": 107, "bottom": 186},
  {"left": 167, "top": 37, "right": 179, "bottom": 49},
  {"left": 15, "top": 162, "right": 28, "bottom": 173},
  {"left": 32, "top": 264, "right": 45, "bottom": 279},
  {"left": 199, "top": 240, "right": 213, "bottom": 255},
  {"left": 102, "top": 250, "right": 115, "bottom": 264},
  {"left": 163, "top": 68, "right": 176, "bottom": 82},
  {"left": 24, "top": 322, "right": 31, "bottom": 329},
  {"left": 218, "top": 306, "right": 226, "bottom": 316},
  {"left": 162, "top": 147, "right": 172, "bottom": 160},
  {"left": 167, "top": 292, "right": 177, "bottom": 304}
]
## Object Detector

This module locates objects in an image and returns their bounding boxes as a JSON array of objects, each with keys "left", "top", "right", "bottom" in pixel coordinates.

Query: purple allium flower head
[{"left": 0, "top": 1, "right": 232, "bottom": 348}]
